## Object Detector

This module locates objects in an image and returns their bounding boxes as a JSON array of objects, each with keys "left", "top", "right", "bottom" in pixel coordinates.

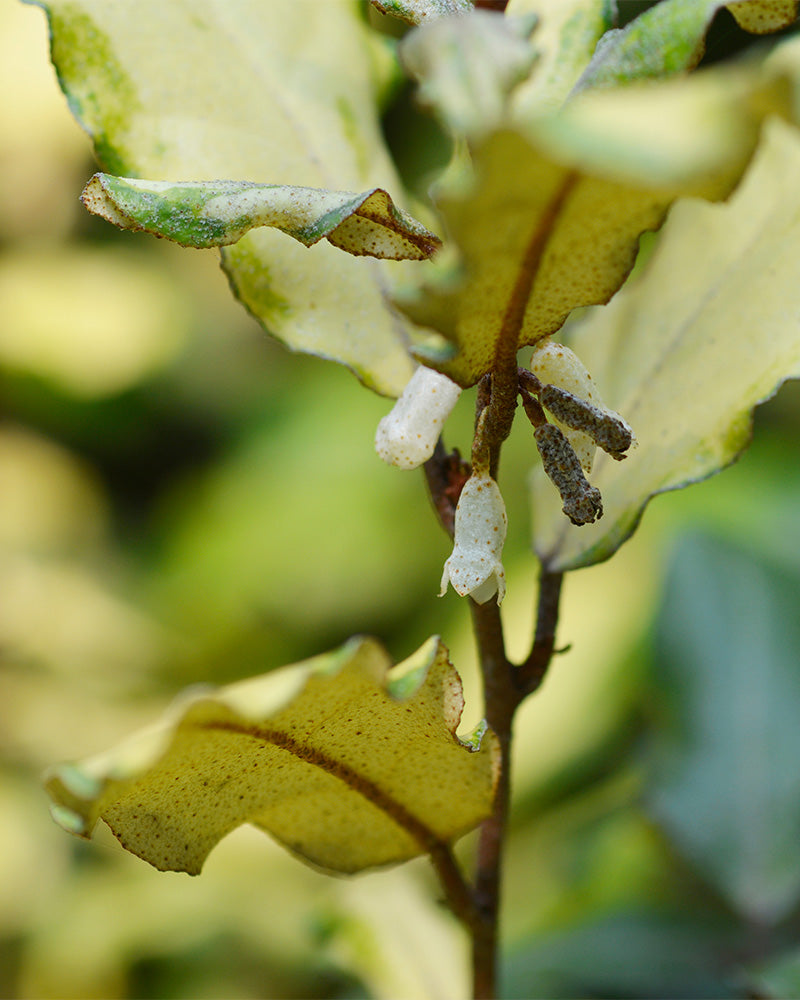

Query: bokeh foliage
[{"left": 4, "top": 2, "right": 800, "bottom": 998}]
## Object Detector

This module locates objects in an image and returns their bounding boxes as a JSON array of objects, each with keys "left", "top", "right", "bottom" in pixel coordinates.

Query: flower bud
[
  {"left": 439, "top": 474, "right": 507, "bottom": 604},
  {"left": 375, "top": 367, "right": 462, "bottom": 470}
]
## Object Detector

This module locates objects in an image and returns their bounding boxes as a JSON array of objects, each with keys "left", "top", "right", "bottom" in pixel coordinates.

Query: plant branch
[
  {"left": 427, "top": 840, "right": 482, "bottom": 934},
  {"left": 518, "top": 568, "right": 565, "bottom": 696},
  {"left": 469, "top": 597, "right": 514, "bottom": 1000},
  {"left": 423, "top": 182, "right": 579, "bottom": 992},
  {"left": 424, "top": 433, "right": 567, "bottom": 998}
]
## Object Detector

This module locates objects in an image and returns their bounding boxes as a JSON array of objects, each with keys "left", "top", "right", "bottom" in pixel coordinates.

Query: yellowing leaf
[
  {"left": 532, "top": 117, "right": 800, "bottom": 572},
  {"left": 404, "top": 64, "right": 764, "bottom": 386},
  {"left": 81, "top": 175, "right": 441, "bottom": 258},
  {"left": 30, "top": 0, "right": 424, "bottom": 395},
  {"left": 46, "top": 636, "right": 499, "bottom": 875}
]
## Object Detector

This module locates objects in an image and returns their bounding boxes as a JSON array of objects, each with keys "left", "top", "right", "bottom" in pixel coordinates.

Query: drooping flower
[
  {"left": 375, "top": 366, "right": 462, "bottom": 469},
  {"left": 530, "top": 339, "right": 602, "bottom": 472},
  {"left": 439, "top": 473, "right": 507, "bottom": 605}
]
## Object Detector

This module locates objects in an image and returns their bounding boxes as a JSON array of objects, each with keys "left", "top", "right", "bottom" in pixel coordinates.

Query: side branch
[{"left": 518, "top": 568, "right": 564, "bottom": 696}]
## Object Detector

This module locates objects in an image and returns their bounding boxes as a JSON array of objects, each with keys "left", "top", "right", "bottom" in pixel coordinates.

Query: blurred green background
[{"left": 4, "top": 3, "right": 800, "bottom": 998}]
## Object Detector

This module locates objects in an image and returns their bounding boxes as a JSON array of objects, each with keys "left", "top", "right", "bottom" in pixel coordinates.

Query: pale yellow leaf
[
  {"left": 532, "top": 117, "right": 800, "bottom": 571},
  {"left": 400, "top": 9, "right": 538, "bottom": 139},
  {"left": 31, "top": 0, "right": 423, "bottom": 395},
  {"left": 507, "top": 0, "right": 615, "bottom": 115}
]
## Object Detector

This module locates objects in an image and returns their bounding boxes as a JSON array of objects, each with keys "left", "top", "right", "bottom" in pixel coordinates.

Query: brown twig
[
  {"left": 468, "top": 597, "right": 514, "bottom": 999},
  {"left": 422, "top": 181, "right": 579, "bottom": 996},
  {"left": 517, "top": 568, "right": 564, "bottom": 696}
]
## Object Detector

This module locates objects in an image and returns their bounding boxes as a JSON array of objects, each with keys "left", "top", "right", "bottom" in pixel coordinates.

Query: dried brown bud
[
  {"left": 540, "top": 384, "right": 633, "bottom": 461},
  {"left": 534, "top": 423, "right": 603, "bottom": 526}
]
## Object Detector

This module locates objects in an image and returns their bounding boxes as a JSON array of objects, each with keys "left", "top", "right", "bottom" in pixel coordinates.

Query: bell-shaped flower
[
  {"left": 375, "top": 366, "right": 462, "bottom": 469},
  {"left": 439, "top": 473, "right": 507, "bottom": 604}
]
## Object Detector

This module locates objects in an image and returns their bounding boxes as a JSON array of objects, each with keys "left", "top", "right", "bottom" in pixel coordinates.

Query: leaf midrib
[{"left": 200, "top": 718, "right": 449, "bottom": 855}]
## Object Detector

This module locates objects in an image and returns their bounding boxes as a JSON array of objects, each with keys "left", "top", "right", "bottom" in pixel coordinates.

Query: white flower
[
  {"left": 375, "top": 366, "right": 462, "bottom": 470},
  {"left": 439, "top": 473, "right": 507, "bottom": 605}
]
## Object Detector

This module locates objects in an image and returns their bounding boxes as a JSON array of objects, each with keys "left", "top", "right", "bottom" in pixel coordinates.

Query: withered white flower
[
  {"left": 531, "top": 339, "right": 606, "bottom": 473},
  {"left": 375, "top": 366, "right": 462, "bottom": 469},
  {"left": 530, "top": 339, "right": 630, "bottom": 473},
  {"left": 439, "top": 473, "right": 507, "bottom": 605}
]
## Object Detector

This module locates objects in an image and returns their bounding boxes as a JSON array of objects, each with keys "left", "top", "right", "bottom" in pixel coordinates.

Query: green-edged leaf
[
  {"left": 647, "top": 534, "right": 800, "bottom": 922},
  {"left": 532, "top": 117, "right": 800, "bottom": 572},
  {"left": 403, "top": 62, "right": 765, "bottom": 386},
  {"left": 30, "top": 0, "right": 424, "bottom": 395},
  {"left": 370, "top": 0, "right": 472, "bottom": 25},
  {"left": 507, "top": 0, "right": 617, "bottom": 116},
  {"left": 45, "top": 636, "right": 499, "bottom": 876},
  {"left": 576, "top": 0, "right": 798, "bottom": 92},
  {"left": 81, "top": 175, "right": 442, "bottom": 258},
  {"left": 400, "top": 10, "right": 539, "bottom": 139}
]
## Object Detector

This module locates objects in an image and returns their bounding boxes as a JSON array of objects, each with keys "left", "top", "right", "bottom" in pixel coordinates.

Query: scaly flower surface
[
  {"left": 439, "top": 473, "right": 507, "bottom": 605},
  {"left": 375, "top": 366, "right": 462, "bottom": 469}
]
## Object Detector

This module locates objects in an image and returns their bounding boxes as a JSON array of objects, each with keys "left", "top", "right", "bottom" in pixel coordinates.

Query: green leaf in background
[
  {"left": 29, "top": 0, "right": 424, "bottom": 395},
  {"left": 370, "top": 0, "right": 472, "bottom": 24},
  {"left": 532, "top": 116, "right": 800, "bottom": 572},
  {"left": 576, "top": 0, "right": 799, "bottom": 92},
  {"left": 45, "top": 636, "right": 499, "bottom": 876},
  {"left": 81, "top": 174, "right": 441, "bottom": 258},
  {"left": 746, "top": 946, "right": 800, "bottom": 999},
  {"left": 646, "top": 533, "right": 800, "bottom": 923},
  {"left": 504, "top": 910, "right": 737, "bottom": 999}
]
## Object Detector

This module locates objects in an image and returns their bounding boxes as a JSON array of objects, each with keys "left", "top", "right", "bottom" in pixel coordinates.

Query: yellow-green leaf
[
  {"left": 370, "top": 0, "right": 472, "bottom": 25},
  {"left": 404, "top": 63, "right": 766, "bottom": 386},
  {"left": 532, "top": 117, "right": 800, "bottom": 571},
  {"left": 81, "top": 175, "right": 442, "bottom": 258},
  {"left": 45, "top": 636, "right": 499, "bottom": 875},
  {"left": 29, "top": 0, "right": 423, "bottom": 395}
]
